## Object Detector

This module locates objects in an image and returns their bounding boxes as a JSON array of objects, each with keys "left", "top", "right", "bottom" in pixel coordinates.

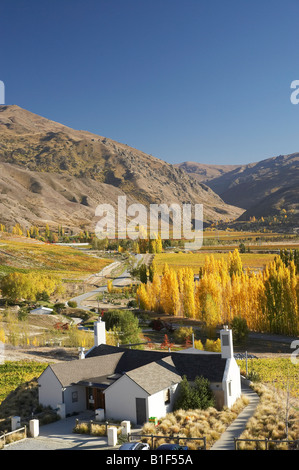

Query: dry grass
[
  {"left": 73, "top": 421, "right": 121, "bottom": 436},
  {"left": 142, "top": 395, "right": 249, "bottom": 449},
  {"left": 0, "top": 429, "right": 26, "bottom": 448},
  {"left": 238, "top": 383, "right": 299, "bottom": 449},
  {"left": 142, "top": 383, "right": 299, "bottom": 450}
]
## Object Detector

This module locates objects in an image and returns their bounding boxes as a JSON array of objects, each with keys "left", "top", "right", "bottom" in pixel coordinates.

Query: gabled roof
[
  {"left": 45, "top": 352, "right": 124, "bottom": 387},
  {"left": 86, "top": 344, "right": 227, "bottom": 384},
  {"left": 41, "top": 344, "right": 227, "bottom": 391},
  {"left": 125, "top": 357, "right": 182, "bottom": 395}
]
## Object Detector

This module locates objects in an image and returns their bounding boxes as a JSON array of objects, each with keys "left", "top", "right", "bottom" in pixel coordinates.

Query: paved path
[
  {"left": 210, "top": 381, "right": 260, "bottom": 450},
  {"left": 3, "top": 412, "right": 117, "bottom": 450}
]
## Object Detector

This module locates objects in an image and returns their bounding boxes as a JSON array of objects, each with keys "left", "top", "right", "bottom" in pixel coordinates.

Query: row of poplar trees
[{"left": 136, "top": 249, "right": 299, "bottom": 336}]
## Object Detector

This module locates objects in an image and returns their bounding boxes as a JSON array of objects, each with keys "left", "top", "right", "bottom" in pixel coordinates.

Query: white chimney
[
  {"left": 94, "top": 318, "right": 106, "bottom": 346},
  {"left": 220, "top": 325, "right": 233, "bottom": 359}
]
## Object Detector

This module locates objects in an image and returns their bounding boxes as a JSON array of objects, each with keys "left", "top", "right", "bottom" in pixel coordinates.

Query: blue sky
[{"left": 1, "top": 0, "right": 299, "bottom": 165}]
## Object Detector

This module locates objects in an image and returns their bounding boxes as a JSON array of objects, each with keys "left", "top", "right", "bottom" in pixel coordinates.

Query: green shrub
[
  {"left": 231, "top": 316, "right": 249, "bottom": 344},
  {"left": 53, "top": 303, "right": 65, "bottom": 313},
  {"left": 174, "top": 375, "right": 215, "bottom": 411},
  {"left": 173, "top": 326, "right": 193, "bottom": 344},
  {"left": 102, "top": 309, "right": 142, "bottom": 345}
]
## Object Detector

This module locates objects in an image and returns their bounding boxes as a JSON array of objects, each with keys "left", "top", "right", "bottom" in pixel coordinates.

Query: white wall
[
  {"left": 222, "top": 358, "right": 241, "bottom": 408},
  {"left": 38, "top": 367, "right": 63, "bottom": 410},
  {"left": 38, "top": 368, "right": 87, "bottom": 415},
  {"left": 105, "top": 374, "right": 181, "bottom": 424},
  {"left": 147, "top": 384, "right": 180, "bottom": 421},
  {"left": 105, "top": 375, "right": 149, "bottom": 424},
  {"left": 63, "top": 385, "right": 86, "bottom": 415}
]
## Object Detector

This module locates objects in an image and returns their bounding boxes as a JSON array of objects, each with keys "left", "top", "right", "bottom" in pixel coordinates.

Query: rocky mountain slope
[
  {"left": 0, "top": 105, "right": 243, "bottom": 230},
  {"left": 177, "top": 154, "right": 299, "bottom": 220},
  {"left": 176, "top": 161, "right": 240, "bottom": 185}
]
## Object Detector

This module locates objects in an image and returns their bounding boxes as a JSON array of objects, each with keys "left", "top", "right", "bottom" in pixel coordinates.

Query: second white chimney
[{"left": 220, "top": 325, "right": 234, "bottom": 359}]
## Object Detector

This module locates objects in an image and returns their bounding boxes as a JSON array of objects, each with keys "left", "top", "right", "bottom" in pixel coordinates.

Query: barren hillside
[{"left": 0, "top": 105, "right": 243, "bottom": 230}]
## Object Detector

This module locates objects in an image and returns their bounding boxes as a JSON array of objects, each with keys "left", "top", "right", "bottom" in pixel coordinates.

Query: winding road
[{"left": 68, "top": 253, "right": 143, "bottom": 310}]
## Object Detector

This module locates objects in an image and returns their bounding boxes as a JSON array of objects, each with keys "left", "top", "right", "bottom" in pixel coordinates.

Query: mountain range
[
  {"left": 0, "top": 105, "right": 297, "bottom": 233},
  {"left": 176, "top": 154, "right": 299, "bottom": 220},
  {"left": 0, "top": 105, "right": 243, "bottom": 231}
]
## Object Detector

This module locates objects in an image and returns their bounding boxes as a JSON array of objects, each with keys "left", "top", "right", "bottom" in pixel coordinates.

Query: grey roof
[
  {"left": 46, "top": 344, "right": 227, "bottom": 391},
  {"left": 125, "top": 357, "right": 182, "bottom": 395},
  {"left": 87, "top": 344, "right": 227, "bottom": 382},
  {"left": 171, "top": 352, "right": 226, "bottom": 383},
  {"left": 46, "top": 352, "right": 124, "bottom": 387}
]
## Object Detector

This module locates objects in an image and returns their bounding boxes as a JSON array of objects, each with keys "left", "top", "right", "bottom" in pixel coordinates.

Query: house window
[
  {"left": 228, "top": 381, "right": 232, "bottom": 397},
  {"left": 72, "top": 391, "right": 78, "bottom": 403},
  {"left": 164, "top": 389, "right": 170, "bottom": 405}
]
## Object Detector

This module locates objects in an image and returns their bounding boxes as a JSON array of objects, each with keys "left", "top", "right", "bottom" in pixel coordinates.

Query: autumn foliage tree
[
  {"left": 262, "top": 258, "right": 298, "bottom": 335},
  {"left": 0, "top": 272, "right": 64, "bottom": 302},
  {"left": 136, "top": 250, "right": 299, "bottom": 336}
]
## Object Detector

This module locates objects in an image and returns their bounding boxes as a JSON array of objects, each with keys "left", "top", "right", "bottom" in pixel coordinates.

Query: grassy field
[
  {"left": 0, "top": 235, "right": 112, "bottom": 281},
  {"left": 154, "top": 252, "right": 277, "bottom": 275}
]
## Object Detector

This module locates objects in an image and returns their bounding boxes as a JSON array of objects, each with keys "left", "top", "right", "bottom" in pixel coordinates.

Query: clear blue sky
[{"left": 1, "top": 0, "right": 299, "bottom": 165}]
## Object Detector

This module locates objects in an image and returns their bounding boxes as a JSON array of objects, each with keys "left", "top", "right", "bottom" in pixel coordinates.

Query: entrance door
[
  {"left": 95, "top": 388, "right": 105, "bottom": 410},
  {"left": 86, "top": 387, "right": 95, "bottom": 410},
  {"left": 86, "top": 387, "right": 105, "bottom": 410},
  {"left": 136, "top": 398, "right": 147, "bottom": 425}
]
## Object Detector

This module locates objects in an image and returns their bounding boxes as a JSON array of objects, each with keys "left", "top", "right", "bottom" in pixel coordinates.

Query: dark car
[
  {"left": 119, "top": 442, "right": 150, "bottom": 450},
  {"left": 156, "top": 444, "right": 189, "bottom": 450}
]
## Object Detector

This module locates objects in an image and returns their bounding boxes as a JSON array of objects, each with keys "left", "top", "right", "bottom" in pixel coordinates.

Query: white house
[
  {"left": 37, "top": 321, "right": 241, "bottom": 425},
  {"left": 104, "top": 357, "right": 182, "bottom": 424}
]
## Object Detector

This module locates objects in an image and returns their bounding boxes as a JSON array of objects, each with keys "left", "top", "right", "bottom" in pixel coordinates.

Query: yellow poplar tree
[
  {"left": 160, "top": 268, "right": 180, "bottom": 316},
  {"left": 228, "top": 249, "right": 243, "bottom": 277},
  {"left": 178, "top": 267, "right": 195, "bottom": 318},
  {"left": 136, "top": 283, "right": 150, "bottom": 310}
]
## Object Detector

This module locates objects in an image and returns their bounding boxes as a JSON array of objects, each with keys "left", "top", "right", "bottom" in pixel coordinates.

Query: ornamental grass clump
[
  {"left": 238, "top": 383, "right": 299, "bottom": 448},
  {"left": 142, "top": 395, "right": 249, "bottom": 449}
]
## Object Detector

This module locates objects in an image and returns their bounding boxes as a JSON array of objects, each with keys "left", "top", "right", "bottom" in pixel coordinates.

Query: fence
[
  {"left": 0, "top": 426, "right": 27, "bottom": 448},
  {"left": 234, "top": 437, "right": 299, "bottom": 450},
  {"left": 128, "top": 433, "right": 206, "bottom": 450},
  {"left": 74, "top": 419, "right": 121, "bottom": 435}
]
